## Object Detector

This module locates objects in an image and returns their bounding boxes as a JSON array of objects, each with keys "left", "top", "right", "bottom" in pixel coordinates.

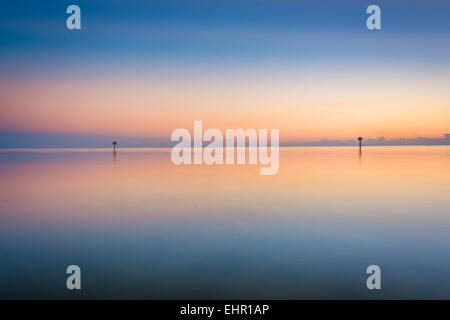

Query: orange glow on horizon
[{"left": 1, "top": 69, "right": 450, "bottom": 142}]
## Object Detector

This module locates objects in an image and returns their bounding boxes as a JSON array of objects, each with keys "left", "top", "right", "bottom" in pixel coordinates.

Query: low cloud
[{"left": 282, "top": 134, "right": 450, "bottom": 147}]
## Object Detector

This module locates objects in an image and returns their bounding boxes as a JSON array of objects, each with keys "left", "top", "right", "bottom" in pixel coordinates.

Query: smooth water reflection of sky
[{"left": 1, "top": 147, "right": 450, "bottom": 299}]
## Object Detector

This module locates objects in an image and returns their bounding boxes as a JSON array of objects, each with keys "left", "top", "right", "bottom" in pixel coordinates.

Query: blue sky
[{"left": 2, "top": 0, "right": 450, "bottom": 71}]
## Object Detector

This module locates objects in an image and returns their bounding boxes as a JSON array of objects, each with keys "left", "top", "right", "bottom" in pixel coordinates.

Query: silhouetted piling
[{"left": 358, "top": 136, "right": 363, "bottom": 151}]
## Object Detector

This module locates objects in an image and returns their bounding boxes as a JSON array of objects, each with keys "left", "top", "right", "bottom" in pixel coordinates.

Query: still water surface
[{"left": 1, "top": 146, "right": 450, "bottom": 299}]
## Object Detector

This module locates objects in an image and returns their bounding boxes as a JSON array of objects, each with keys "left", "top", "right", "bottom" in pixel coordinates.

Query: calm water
[{"left": 1, "top": 146, "right": 450, "bottom": 299}]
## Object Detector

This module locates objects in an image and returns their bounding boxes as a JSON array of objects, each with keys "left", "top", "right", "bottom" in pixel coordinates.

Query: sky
[{"left": 1, "top": 0, "right": 450, "bottom": 147}]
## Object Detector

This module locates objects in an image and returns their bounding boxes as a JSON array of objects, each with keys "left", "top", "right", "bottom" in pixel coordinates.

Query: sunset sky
[{"left": 1, "top": 0, "right": 450, "bottom": 147}]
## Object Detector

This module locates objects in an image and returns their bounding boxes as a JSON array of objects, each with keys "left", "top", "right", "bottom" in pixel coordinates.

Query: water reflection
[{"left": 0, "top": 146, "right": 450, "bottom": 299}]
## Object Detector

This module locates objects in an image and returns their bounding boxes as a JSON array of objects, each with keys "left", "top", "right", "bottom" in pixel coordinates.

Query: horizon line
[{"left": 1, "top": 131, "right": 449, "bottom": 148}]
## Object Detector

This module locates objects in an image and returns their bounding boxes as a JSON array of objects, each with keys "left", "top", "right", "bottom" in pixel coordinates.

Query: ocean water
[{"left": 0, "top": 146, "right": 450, "bottom": 299}]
